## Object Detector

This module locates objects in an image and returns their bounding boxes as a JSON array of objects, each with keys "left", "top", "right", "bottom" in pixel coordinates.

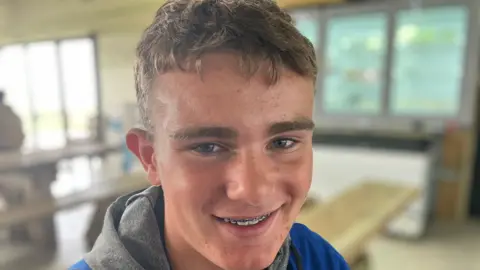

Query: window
[
  {"left": 0, "top": 37, "right": 99, "bottom": 150},
  {"left": 59, "top": 38, "right": 98, "bottom": 141},
  {"left": 26, "top": 41, "right": 65, "bottom": 149},
  {"left": 291, "top": 0, "right": 478, "bottom": 132},
  {"left": 390, "top": 6, "right": 469, "bottom": 116},
  {"left": 322, "top": 13, "right": 388, "bottom": 114}
]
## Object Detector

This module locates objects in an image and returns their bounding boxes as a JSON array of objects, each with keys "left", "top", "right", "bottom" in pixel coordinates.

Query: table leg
[
  {"left": 351, "top": 253, "right": 371, "bottom": 270},
  {"left": 27, "top": 164, "right": 58, "bottom": 250},
  {"left": 0, "top": 174, "right": 33, "bottom": 243}
]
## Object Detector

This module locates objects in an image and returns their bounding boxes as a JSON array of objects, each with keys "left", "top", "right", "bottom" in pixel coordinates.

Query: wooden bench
[
  {"left": 0, "top": 172, "right": 149, "bottom": 248},
  {"left": 297, "top": 181, "right": 419, "bottom": 268}
]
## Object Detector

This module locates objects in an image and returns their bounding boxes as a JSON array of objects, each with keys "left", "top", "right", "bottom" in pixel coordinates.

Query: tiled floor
[
  {"left": 0, "top": 204, "right": 95, "bottom": 270},
  {"left": 1, "top": 207, "right": 479, "bottom": 270},
  {"left": 369, "top": 221, "right": 480, "bottom": 270}
]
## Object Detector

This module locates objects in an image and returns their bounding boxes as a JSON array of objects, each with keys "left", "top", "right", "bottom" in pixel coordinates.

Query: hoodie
[{"left": 71, "top": 186, "right": 350, "bottom": 270}]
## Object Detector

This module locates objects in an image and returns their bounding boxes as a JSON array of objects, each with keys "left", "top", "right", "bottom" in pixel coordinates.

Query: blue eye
[
  {"left": 192, "top": 143, "right": 225, "bottom": 155},
  {"left": 269, "top": 138, "right": 297, "bottom": 150}
]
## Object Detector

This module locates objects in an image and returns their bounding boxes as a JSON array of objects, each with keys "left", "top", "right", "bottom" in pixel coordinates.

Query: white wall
[
  {"left": 97, "top": 32, "right": 140, "bottom": 117},
  {"left": 3, "top": 0, "right": 159, "bottom": 42},
  {"left": 311, "top": 146, "right": 430, "bottom": 198},
  {"left": 0, "top": 3, "right": 7, "bottom": 38}
]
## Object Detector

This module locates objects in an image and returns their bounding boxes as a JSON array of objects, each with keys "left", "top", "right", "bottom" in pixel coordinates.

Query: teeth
[{"left": 222, "top": 213, "right": 271, "bottom": 226}]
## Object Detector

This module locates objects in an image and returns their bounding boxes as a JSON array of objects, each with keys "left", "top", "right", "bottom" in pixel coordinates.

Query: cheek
[
  {"left": 277, "top": 148, "right": 313, "bottom": 197},
  {"left": 158, "top": 152, "right": 225, "bottom": 204},
  {"left": 300, "top": 149, "right": 313, "bottom": 191},
  {"left": 277, "top": 145, "right": 313, "bottom": 184}
]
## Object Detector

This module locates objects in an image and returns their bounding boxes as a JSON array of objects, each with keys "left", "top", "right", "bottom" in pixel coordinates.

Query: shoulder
[
  {"left": 69, "top": 259, "right": 91, "bottom": 270},
  {"left": 289, "top": 223, "right": 350, "bottom": 270}
]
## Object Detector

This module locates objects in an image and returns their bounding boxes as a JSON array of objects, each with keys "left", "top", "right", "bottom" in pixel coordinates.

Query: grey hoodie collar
[{"left": 85, "top": 186, "right": 291, "bottom": 270}]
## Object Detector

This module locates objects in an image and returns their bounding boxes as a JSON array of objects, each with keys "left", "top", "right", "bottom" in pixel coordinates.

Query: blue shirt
[
  {"left": 288, "top": 223, "right": 349, "bottom": 270},
  {"left": 71, "top": 223, "right": 349, "bottom": 270}
]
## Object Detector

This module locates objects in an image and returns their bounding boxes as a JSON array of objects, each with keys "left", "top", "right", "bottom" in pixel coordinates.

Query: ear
[{"left": 126, "top": 128, "right": 161, "bottom": 186}]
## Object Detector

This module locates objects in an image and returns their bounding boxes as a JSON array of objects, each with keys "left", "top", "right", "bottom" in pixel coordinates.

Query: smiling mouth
[{"left": 216, "top": 212, "right": 274, "bottom": 226}]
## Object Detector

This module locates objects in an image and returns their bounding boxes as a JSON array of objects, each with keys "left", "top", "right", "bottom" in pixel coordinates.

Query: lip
[
  {"left": 216, "top": 211, "right": 273, "bottom": 220},
  {"left": 215, "top": 207, "right": 280, "bottom": 239}
]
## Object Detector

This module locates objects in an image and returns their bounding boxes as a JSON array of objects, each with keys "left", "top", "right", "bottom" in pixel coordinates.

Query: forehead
[{"left": 151, "top": 53, "right": 314, "bottom": 132}]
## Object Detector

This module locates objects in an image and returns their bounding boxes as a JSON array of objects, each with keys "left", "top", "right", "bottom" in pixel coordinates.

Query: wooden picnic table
[
  {"left": 0, "top": 141, "right": 122, "bottom": 249},
  {"left": 0, "top": 171, "right": 148, "bottom": 249},
  {"left": 0, "top": 172, "right": 148, "bottom": 229},
  {"left": 0, "top": 141, "right": 121, "bottom": 174}
]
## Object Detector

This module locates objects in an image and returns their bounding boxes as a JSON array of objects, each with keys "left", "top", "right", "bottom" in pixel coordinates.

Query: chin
[
  {"left": 218, "top": 255, "right": 274, "bottom": 270},
  {"left": 213, "top": 246, "right": 279, "bottom": 270}
]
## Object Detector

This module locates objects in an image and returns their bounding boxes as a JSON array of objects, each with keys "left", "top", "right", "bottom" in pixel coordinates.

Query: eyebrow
[
  {"left": 268, "top": 117, "right": 315, "bottom": 136},
  {"left": 170, "top": 126, "right": 238, "bottom": 140},
  {"left": 169, "top": 117, "right": 315, "bottom": 140}
]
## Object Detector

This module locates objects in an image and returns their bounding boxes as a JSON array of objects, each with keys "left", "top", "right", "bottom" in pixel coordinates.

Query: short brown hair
[{"left": 135, "top": 0, "right": 317, "bottom": 131}]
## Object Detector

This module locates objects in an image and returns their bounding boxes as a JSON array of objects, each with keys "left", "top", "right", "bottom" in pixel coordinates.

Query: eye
[
  {"left": 191, "top": 143, "right": 226, "bottom": 155},
  {"left": 268, "top": 138, "right": 298, "bottom": 151}
]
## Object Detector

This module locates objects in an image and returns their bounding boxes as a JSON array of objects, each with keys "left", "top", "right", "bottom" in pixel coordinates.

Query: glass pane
[
  {"left": 26, "top": 41, "right": 66, "bottom": 149},
  {"left": 390, "top": 6, "right": 468, "bottom": 116},
  {"left": 0, "top": 45, "right": 35, "bottom": 150},
  {"left": 323, "top": 13, "right": 387, "bottom": 114},
  {"left": 294, "top": 12, "right": 320, "bottom": 50},
  {"left": 59, "top": 38, "right": 98, "bottom": 141}
]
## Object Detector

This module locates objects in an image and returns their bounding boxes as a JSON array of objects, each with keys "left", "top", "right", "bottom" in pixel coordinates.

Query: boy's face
[{"left": 128, "top": 53, "right": 315, "bottom": 270}]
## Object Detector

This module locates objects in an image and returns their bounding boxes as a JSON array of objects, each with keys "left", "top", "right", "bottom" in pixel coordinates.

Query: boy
[{"left": 72, "top": 1, "right": 349, "bottom": 269}]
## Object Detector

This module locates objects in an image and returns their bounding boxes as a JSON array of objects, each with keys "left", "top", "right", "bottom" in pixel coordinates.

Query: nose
[{"left": 225, "top": 150, "right": 274, "bottom": 206}]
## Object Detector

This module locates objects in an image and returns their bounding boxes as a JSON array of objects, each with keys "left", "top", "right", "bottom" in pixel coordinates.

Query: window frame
[
  {"left": 290, "top": 0, "right": 480, "bottom": 134},
  {"left": 320, "top": 7, "right": 390, "bottom": 116}
]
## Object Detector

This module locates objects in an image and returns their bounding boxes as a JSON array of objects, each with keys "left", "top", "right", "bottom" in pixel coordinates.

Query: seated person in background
[
  {"left": 71, "top": 0, "right": 349, "bottom": 269},
  {"left": 0, "top": 90, "right": 24, "bottom": 151},
  {"left": 0, "top": 90, "right": 26, "bottom": 240}
]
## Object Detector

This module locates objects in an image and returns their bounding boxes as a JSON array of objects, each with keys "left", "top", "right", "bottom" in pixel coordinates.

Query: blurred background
[{"left": 0, "top": 0, "right": 479, "bottom": 269}]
